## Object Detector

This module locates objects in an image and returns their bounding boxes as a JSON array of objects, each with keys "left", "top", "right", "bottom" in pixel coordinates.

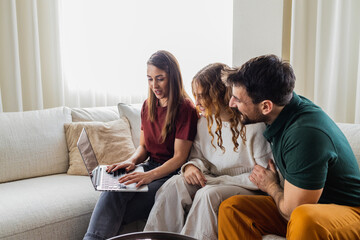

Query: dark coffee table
[{"left": 108, "top": 231, "right": 198, "bottom": 240}]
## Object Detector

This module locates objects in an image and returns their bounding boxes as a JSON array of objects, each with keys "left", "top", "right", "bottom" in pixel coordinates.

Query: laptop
[{"left": 77, "top": 128, "right": 148, "bottom": 192}]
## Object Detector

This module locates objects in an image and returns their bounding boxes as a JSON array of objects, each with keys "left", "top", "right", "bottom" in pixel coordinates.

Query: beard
[{"left": 239, "top": 110, "right": 268, "bottom": 125}]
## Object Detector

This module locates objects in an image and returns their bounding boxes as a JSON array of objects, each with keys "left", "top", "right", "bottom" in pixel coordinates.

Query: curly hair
[{"left": 192, "top": 63, "right": 246, "bottom": 152}]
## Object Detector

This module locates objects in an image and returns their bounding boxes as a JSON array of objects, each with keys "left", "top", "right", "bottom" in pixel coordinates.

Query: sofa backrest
[
  {"left": 71, "top": 106, "right": 120, "bottom": 122},
  {"left": 337, "top": 123, "right": 360, "bottom": 168},
  {"left": 0, "top": 106, "right": 357, "bottom": 184},
  {"left": 0, "top": 107, "right": 72, "bottom": 183}
]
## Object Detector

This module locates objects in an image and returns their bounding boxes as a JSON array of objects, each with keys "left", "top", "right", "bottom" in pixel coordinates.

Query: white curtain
[
  {"left": 0, "top": 0, "right": 63, "bottom": 112},
  {"left": 59, "top": 0, "right": 233, "bottom": 108},
  {"left": 290, "top": 0, "right": 360, "bottom": 123},
  {"left": 0, "top": 0, "right": 233, "bottom": 112}
]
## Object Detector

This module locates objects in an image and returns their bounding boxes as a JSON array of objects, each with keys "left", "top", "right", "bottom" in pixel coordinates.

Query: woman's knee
[
  {"left": 165, "top": 175, "right": 186, "bottom": 190},
  {"left": 156, "top": 175, "right": 184, "bottom": 197},
  {"left": 193, "top": 186, "right": 223, "bottom": 206},
  {"left": 193, "top": 186, "right": 221, "bottom": 209}
]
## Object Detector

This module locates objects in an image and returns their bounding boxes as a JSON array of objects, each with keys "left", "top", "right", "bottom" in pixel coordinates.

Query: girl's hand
[
  {"left": 107, "top": 161, "right": 135, "bottom": 173},
  {"left": 183, "top": 164, "right": 207, "bottom": 187},
  {"left": 119, "top": 171, "right": 154, "bottom": 188}
]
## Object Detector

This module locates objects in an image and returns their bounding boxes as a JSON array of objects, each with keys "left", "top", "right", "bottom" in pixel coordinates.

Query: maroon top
[{"left": 141, "top": 98, "right": 198, "bottom": 164}]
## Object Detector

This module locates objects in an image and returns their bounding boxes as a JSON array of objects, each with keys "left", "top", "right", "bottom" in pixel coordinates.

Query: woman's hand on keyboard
[
  {"left": 107, "top": 161, "right": 135, "bottom": 173},
  {"left": 118, "top": 171, "right": 153, "bottom": 188}
]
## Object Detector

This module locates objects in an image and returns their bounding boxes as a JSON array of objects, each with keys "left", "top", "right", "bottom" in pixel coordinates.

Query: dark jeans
[{"left": 84, "top": 159, "right": 177, "bottom": 240}]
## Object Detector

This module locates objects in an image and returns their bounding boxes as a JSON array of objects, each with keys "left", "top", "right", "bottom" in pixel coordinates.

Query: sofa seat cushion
[
  {"left": 0, "top": 174, "right": 100, "bottom": 240},
  {"left": 262, "top": 234, "right": 286, "bottom": 240}
]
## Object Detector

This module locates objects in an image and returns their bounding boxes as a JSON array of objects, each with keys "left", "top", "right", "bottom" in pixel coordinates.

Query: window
[{"left": 60, "top": 0, "right": 233, "bottom": 106}]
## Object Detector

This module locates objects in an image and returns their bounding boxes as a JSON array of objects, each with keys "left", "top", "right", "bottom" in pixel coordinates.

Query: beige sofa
[
  {"left": 0, "top": 104, "right": 359, "bottom": 240},
  {"left": 0, "top": 105, "right": 143, "bottom": 240}
]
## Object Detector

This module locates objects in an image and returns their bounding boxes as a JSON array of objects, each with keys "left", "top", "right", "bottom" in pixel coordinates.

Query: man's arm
[
  {"left": 250, "top": 159, "right": 323, "bottom": 220},
  {"left": 268, "top": 179, "right": 323, "bottom": 220}
]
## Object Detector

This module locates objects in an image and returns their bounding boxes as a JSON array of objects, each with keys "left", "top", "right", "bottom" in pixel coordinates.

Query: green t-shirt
[{"left": 263, "top": 93, "right": 360, "bottom": 206}]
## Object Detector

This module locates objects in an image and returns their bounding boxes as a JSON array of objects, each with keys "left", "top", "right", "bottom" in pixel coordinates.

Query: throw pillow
[
  {"left": 117, "top": 103, "right": 142, "bottom": 148},
  {"left": 64, "top": 118, "right": 135, "bottom": 176}
]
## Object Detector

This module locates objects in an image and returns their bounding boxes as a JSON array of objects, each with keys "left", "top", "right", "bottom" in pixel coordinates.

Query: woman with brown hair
[
  {"left": 144, "top": 63, "right": 273, "bottom": 240},
  {"left": 84, "top": 50, "right": 198, "bottom": 240}
]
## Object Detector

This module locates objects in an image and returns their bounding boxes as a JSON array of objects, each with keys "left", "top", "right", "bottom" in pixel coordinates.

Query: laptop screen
[{"left": 77, "top": 128, "right": 99, "bottom": 177}]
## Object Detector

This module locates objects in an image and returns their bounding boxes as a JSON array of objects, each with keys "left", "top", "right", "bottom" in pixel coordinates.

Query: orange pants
[{"left": 218, "top": 195, "right": 360, "bottom": 240}]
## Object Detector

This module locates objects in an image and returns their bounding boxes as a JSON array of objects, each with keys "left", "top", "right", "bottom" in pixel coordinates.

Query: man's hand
[
  {"left": 251, "top": 159, "right": 323, "bottom": 220},
  {"left": 249, "top": 159, "right": 279, "bottom": 193},
  {"left": 183, "top": 164, "right": 207, "bottom": 187}
]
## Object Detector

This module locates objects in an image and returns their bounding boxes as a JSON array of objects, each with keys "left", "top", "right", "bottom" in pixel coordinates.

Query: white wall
[{"left": 232, "top": 0, "right": 284, "bottom": 67}]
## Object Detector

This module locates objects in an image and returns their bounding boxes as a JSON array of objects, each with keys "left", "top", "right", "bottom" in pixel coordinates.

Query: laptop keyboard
[
  {"left": 102, "top": 169, "right": 127, "bottom": 190},
  {"left": 112, "top": 168, "right": 126, "bottom": 177}
]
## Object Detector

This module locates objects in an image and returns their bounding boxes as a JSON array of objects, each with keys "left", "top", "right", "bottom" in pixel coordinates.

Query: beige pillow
[{"left": 64, "top": 118, "right": 136, "bottom": 175}]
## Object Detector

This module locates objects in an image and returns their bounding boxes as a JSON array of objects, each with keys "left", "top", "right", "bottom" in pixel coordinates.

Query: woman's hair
[
  {"left": 192, "top": 63, "right": 246, "bottom": 152},
  {"left": 147, "top": 50, "right": 190, "bottom": 143}
]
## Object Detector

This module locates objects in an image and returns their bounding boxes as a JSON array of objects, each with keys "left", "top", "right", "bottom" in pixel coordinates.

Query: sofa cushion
[
  {"left": 0, "top": 174, "right": 100, "bottom": 240},
  {"left": 337, "top": 123, "right": 360, "bottom": 166},
  {"left": 71, "top": 106, "right": 120, "bottom": 122},
  {"left": 118, "top": 103, "right": 142, "bottom": 148},
  {"left": 0, "top": 107, "right": 72, "bottom": 183},
  {"left": 64, "top": 119, "right": 136, "bottom": 175},
  {"left": 262, "top": 235, "right": 286, "bottom": 240}
]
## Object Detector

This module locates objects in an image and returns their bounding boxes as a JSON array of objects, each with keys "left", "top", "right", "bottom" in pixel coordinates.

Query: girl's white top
[{"left": 181, "top": 117, "right": 274, "bottom": 190}]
